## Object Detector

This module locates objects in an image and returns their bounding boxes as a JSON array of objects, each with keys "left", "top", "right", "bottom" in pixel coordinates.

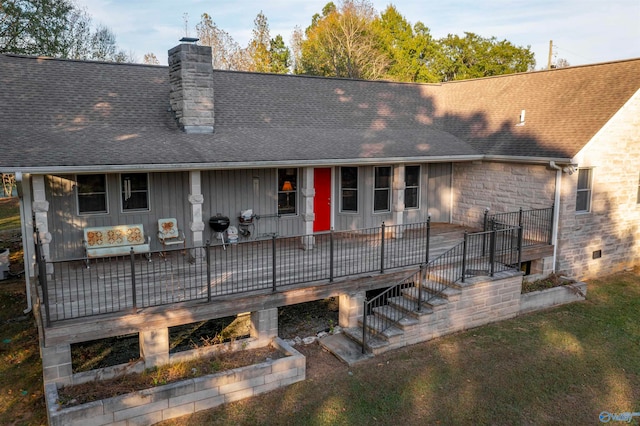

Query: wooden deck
[{"left": 40, "top": 223, "right": 474, "bottom": 326}]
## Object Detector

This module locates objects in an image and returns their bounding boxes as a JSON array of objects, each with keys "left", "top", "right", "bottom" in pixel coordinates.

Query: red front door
[{"left": 313, "top": 168, "right": 331, "bottom": 232}]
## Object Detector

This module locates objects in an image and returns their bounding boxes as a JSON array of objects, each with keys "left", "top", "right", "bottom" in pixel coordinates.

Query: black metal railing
[
  {"left": 37, "top": 220, "right": 433, "bottom": 324},
  {"left": 484, "top": 206, "right": 553, "bottom": 247},
  {"left": 361, "top": 225, "right": 523, "bottom": 353},
  {"left": 362, "top": 266, "right": 424, "bottom": 353}
]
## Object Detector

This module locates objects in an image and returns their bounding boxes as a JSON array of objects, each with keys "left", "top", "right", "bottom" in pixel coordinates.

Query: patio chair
[{"left": 157, "top": 218, "right": 186, "bottom": 258}]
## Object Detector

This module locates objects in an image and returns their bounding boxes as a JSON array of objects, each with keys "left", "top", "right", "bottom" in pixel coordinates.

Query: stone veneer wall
[
  {"left": 452, "top": 162, "right": 556, "bottom": 228},
  {"left": 168, "top": 43, "right": 214, "bottom": 133},
  {"left": 555, "top": 90, "right": 640, "bottom": 280}
]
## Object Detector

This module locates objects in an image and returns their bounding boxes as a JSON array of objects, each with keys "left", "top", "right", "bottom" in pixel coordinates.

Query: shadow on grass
[{"left": 157, "top": 269, "right": 640, "bottom": 426}]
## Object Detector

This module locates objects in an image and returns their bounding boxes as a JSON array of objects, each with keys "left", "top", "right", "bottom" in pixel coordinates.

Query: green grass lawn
[
  {"left": 158, "top": 270, "right": 640, "bottom": 426},
  {"left": 0, "top": 197, "right": 20, "bottom": 231}
]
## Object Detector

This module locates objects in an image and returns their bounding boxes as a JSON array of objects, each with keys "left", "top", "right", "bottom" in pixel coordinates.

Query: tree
[
  {"left": 248, "top": 11, "right": 271, "bottom": 72},
  {"left": 90, "top": 25, "right": 116, "bottom": 61},
  {"left": 1, "top": 1, "right": 133, "bottom": 62},
  {"left": 298, "top": 0, "right": 388, "bottom": 80},
  {"left": 0, "top": 0, "right": 73, "bottom": 56},
  {"left": 374, "top": 5, "right": 439, "bottom": 83},
  {"left": 143, "top": 52, "right": 159, "bottom": 65},
  {"left": 435, "top": 32, "right": 535, "bottom": 81},
  {"left": 196, "top": 12, "right": 248, "bottom": 70},
  {"left": 269, "top": 34, "right": 290, "bottom": 73}
]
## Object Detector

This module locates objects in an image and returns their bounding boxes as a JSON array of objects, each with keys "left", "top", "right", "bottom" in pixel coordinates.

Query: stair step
[
  {"left": 422, "top": 280, "right": 462, "bottom": 298},
  {"left": 343, "top": 327, "right": 388, "bottom": 351},
  {"left": 372, "top": 305, "right": 420, "bottom": 328},
  {"left": 387, "top": 296, "right": 434, "bottom": 317},
  {"left": 361, "top": 314, "right": 404, "bottom": 338},
  {"left": 402, "top": 287, "right": 448, "bottom": 308}
]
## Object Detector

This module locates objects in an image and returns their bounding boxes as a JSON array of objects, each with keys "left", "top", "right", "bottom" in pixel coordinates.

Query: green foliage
[
  {"left": 296, "top": 1, "right": 536, "bottom": 82},
  {"left": 436, "top": 32, "right": 536, "bottom": 81},
  {"left": 269, "top": 34, "right": 290, "bottom": 73},
  {"left": 0, "top": 0, "right": 133, "bottom": 61},
  {"left": 0, "top": 0, "right": 73, "bottom": 56}
]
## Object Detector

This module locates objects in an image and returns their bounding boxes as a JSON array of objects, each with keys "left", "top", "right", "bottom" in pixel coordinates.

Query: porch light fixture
[{"left": 282, "top": 181, "right": 293, "bottom": 191}]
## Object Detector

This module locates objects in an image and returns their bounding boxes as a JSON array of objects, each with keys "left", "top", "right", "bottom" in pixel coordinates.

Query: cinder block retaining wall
[{"left": 45, "top": 338, "right": 305, "bottom": 426}]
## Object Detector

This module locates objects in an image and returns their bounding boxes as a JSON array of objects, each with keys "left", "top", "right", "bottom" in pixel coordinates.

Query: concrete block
[
  {"left": 194, "top": 395, "right": 226, "bottom": 411},
  {"left": 162, "top": 402, "right": 195, "bottom": 421},
  {"left": 113, "top": 400, "right": 168, "bottom": 422}
]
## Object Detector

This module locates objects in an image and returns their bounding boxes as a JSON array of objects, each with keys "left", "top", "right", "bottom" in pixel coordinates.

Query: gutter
[
  {"left": 548, "top": 161, "right": 564, "bottom": 274},
  {"left": 15, "top": 172, "right": 32, "bottom": 314},
  {"left": 3, "top": 154, "right": 576, "bottom": 175}
]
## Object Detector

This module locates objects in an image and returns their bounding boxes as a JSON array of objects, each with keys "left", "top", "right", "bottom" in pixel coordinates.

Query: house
[{"left": 1, "top": 41, "right": 639, "bottom": 413}]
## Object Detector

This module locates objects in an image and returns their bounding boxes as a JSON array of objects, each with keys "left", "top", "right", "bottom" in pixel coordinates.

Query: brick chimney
[{"left": 168, "top": 41, "right": 214, "bottom": 134}]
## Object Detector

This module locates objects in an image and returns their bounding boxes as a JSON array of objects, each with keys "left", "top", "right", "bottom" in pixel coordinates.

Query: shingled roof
[{"left": 1, "top": 52, "right": 639, "bottom": 173}]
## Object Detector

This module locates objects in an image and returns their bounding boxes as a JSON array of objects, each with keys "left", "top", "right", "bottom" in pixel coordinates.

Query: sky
[{"left": 74, "top": 0, "right": 640, "bottom": 69}]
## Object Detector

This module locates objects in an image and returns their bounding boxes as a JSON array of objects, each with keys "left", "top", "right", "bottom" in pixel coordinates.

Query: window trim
[
  {"left": 637, "top": 172, "right": 640, "bottom": 205},
  {"left": 575, "top": 167, "right": 593, "bottom": 213},
  {"left": 76, "top": 174, "right": 108, "bottom": 216},
  {"left": 277, "top": 168, "right": 298, "bottom": 216},
  {"left": 373, "top": 166, "right": 392, "bottom": 213},
  {"left": 340, "top": 166, "right": 358, "bottom": 213},
  {"left": 404, "top": 165, "right": 421, "bottom": 210}
]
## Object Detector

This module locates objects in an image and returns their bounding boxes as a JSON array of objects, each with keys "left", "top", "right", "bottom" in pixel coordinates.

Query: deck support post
[
  {"left": 339, "top": 292, "right": 365, "bottom": 329},
  {"left": 250, "top": 308, "right": 278, "bottom": 345},
  {"left": 140, "top": 328, "right": 170, "bottom": 370}
]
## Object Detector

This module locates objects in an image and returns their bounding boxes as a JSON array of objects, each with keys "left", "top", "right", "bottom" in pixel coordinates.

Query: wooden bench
[{"left": 83, "top": 224, "right": 151, "bottom": 265}]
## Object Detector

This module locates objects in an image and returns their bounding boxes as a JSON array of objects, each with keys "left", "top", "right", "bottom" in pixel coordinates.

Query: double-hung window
[
  {"left": 77, "top": 174, "right": 107, "bottom": 215},
  {"left": 575, "top": 168, "right": 592, "bottom": 213},
  {"left": 404, "top": 165, "right": 420, "bottom": 209},
  {"left": 374, "top": 166, "right": 391, "bottom": 212},
  {"left": 340, "top": 167, "right": 358, "bottom": 212},
  {"left": 278, "top": 168, "right": 297, "bottom": 215},
  {"left": 121, "top": 173, "right": 149, "bottom": 211}
]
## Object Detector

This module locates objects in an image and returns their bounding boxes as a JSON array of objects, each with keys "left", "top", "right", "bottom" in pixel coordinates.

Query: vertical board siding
[
  {"left": 202, "top": 169, "right": 304, "bottom": 239},
  {"left": 46, "top": 172, "right": 191, "bottom": 259}
]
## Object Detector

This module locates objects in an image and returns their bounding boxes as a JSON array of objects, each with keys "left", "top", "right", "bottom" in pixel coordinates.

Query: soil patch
[
  {"left": 522, "top": 273, "right": 576, "bottom": 293},
  {"left": 59, "top": 345, "right": 284, "bottom": 407}
]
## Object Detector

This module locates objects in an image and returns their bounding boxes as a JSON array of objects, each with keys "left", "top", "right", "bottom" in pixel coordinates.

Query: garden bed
[
  {"left": 46, "top": 337, "right": 305, "bottom": 426},
  {"left": 520, "top": 275, "right": 587, "bottom": 314}
]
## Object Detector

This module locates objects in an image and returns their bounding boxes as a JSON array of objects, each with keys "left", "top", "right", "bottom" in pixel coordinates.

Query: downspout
[
  {"left": 549, "top": 162, "right": 562, "bottom": 274},
  {"left": 15, "top": 172, "right": 32, "bottom": 314}
]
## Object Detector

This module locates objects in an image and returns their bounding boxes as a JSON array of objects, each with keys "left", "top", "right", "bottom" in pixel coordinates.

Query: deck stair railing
[
  {"left": 484, "top": 206, "right": 553, "bottom": 247},
  {"left": 361, "top": 224, "right": 523, "bottom": 353}
]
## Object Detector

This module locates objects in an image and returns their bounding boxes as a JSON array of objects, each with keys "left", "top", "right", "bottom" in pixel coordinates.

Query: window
[
  {"left": 278, "top": 168, "right": 297, "bottom": 215},
  {"left": 121, "top": 173, "right": 149, "bottom": 211},
  {"left": 575, "top": 168, "right": 592, "bottom": 212},
  {"left": 404, "top": 165, "right": 420, "bottom": 209},
  {"left": 77, "top": 174, "right": 107, "bottom": 214},
  {"left": 374, "top": 166, "right": 391, "bottom": 212},
  {"left": 340, "top": 167, "right": 358, "bottom": 212}
]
